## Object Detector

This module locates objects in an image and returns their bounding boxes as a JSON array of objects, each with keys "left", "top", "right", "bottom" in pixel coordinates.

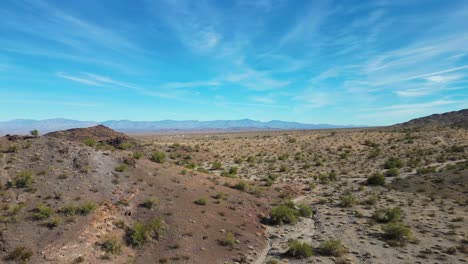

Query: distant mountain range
[{"left": 0, "top": 118, "right": 357, "bottom": 135}]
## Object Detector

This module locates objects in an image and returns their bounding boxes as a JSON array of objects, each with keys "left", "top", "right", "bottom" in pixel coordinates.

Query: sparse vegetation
[
  {"left": 367, "top": 172, "right": 385, "bottom": 186},
  {"left": 11, "top": 171, "right": 33, "bottom": 188},
  {"left": 286, "top": 239, "right": 313, "bottom": 258},
  {"left": 319, "top": 239, "right": 345, "bottom": 257},
  {"left": 127, "top": 217, "right": 167, "bottom": 247},
  {"left": 4, "top": 246, "right": 33, "bottom": 262},
  {"left": 151, "top": 151, "right": 166, "bottom": 163}
]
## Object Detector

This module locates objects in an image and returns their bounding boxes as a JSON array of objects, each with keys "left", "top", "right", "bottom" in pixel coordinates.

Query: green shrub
[
  {"left": 101, "top": 236, "right": 123, "bottom": 255},
  {"left": 140, "top": 198, "right": 159, "bottom": 210},
  {"left": 367, "top": 172, "right": 385, "bottom": 186},
  {"left": 151, "top": 151, "right": 166, "bottom": 163},
  {"left": 384, "top": 157, "right": 404, "bottom": 169},
  {"left": 279, "top": 164, "right": 289, "bottom": 173},
  {"left": 308, "top": 182, "right": 316, "bottom": 190},
  {"left": 319, "top": 174, "right": 329, "bottom": 184},
  {"left": 45, "top": 217, "right": 62, "bottom": 228},
  {"left": 115, "top": 164, "right": 127, "bottom": 172},
  {"left": 82, "top": 138, "right": 96, "bottom": 147},
  {"left": 4, "top": 246, "right": 33, "bottom": 262},
  {"left": 7, "top": 144, "right": 19, "bottom": 153},
  {"left": 328, "top": 170, "right": 337, "bottom": 181},
  {"left": 30, "top": 129, "right": 39, "bottom": 137},
  {"left": 228, "top": 166, "right": 238, "bottom": 175},
  {"left": 233, "top": 180, "right": 249, "bottom": 191},
  {"left": 449, "top": 145, "right": 465, "bottom": 153},
  {"left": 128, "top": 218, "right": 167, "bottom": 247},
  {"left": 269, "top": 205, "right": 298, "bottom": 225},
  {"left": 339, "top": 194, "right": 356, "bottom": 208},
  {"left": 382, "top": 222, "right": 412, "bottom": 244},
  {"left": 11, "top": 171, "right": 33, "bottom": 188},
  {"left": 77, "top": 201, "right": 96, "bottom": 215},
  {"left": 318, "top": 239, "right": 345, "bottom": 257},
  {"left": 297, "top": 204, "right": 312, "bottom": 217},
  {"left": 416, "top": 166, "right": 437, "bottom": 175},
  {"left": 385, "top": 168, "right": 399, "bottom": 177},
  {"left": 132, "top": 152, "right": 142, "bottom": 160},
  {"left": 219, "top": 231, "right": 235, "bottom": 248},
  {"left": 33, "top": 204, "right": 54, "bottom": 220},
  {"left": 117, "top": 142, "right": 132, "bottom": 150},
  {"left": 211, "top": 161, "right": 222, "bottom": 170},
  {"left": 286, "top": 239, "right": 313, "bottom": 258},
  {"left": 194, "top": 197, "right": 207, "bottom": 205},
  {"left": 373, "top": 207, "right": 402, "bottom": 223}
]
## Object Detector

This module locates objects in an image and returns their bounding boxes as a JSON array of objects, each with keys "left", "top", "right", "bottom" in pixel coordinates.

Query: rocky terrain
[{"left": 0, "top": 110, "right": 466, "bottom": 263}]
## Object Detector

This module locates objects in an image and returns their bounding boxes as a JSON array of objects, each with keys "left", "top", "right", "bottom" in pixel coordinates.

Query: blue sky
[{"left": 1, "top": 0, "right": 467, "bottom": 125}]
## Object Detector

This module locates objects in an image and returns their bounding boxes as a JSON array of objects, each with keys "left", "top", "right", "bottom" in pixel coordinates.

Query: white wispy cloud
[
  {"left": 56, "top": 72, "right": 101, "bottom": 86},
  {"left": 160, "top": 81, "right": 220, "bottom": 89}
]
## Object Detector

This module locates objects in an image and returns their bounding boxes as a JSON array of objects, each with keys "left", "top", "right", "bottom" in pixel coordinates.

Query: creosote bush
[
  {"left": 219, "top": 231, "right": 235, "bottom": 248},
  {"left": 82, "top": 138, "right": 96, "bottom": 147},
  {"left": 373, "top": 207, "right": 402, "bottom": 223},
  {"left": 127, "top": 217, "right": 167, "bottom": 247},
  {"left": 151, "top": 151, "right": 166, "bottom": 163},
  {"left": 11, "top": 171, "right": 33, "bottom": 188},
  {"left": 140, "top": 198, "right": 159, "bottom": 210},
  {"left": 233, "top": 180, "right": 249, "bottom": 192},
  {"left": 132, "top": 152, "right": 142, "bottom": 160},
  {"left": 318, "top": 239, "right": 345, "bottom": 257},
  {"left": 194, "top": 197, "right": 207, "bottom": 205},
  {"left": 33, "top": 204, "right": 54, "bottom": 220},
  {"left": 286, "top": 239, "right": 313, "bottom": 258},
  {"left": 269, "top": 205, "right": 298, "bottom": 225},
  {"left": 4, "top": 246, "right": 33, "bottom": 262},
  {"left": 115, "top": 164, "right": 127, "bottom": 172},
  {"left": 339, "top": 194, "right": 356, "bottom": 208},
  {"left": 101, "top": 236, "right": 123, "bottom": 255},
  {"left": 384, "top": 157, "right": 404, "bottom": 169},
  {"left": 367, "top": 172, "right": 385, "bottom": 186},
  {"left": 382, "top": 222, "right": 412, "bottom": 246}
]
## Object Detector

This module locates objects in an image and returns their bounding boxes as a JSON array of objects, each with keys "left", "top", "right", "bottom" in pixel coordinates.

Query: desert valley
[{"left": 0, "top": 109, "right": 466, "bottom": 264}]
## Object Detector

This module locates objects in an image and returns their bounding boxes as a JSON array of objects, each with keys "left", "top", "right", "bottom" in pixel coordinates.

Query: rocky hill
[{"left": 394, "top": 108, "right": 468, "bottom": 128}]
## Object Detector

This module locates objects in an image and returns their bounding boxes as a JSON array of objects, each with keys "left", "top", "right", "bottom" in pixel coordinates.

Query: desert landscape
[{"left": 0, "top": 109, "right": 466, "bottom": 263}]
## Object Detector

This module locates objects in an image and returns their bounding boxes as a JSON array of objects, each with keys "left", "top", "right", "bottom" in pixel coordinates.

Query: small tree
[{"left": 30, "top": 129, "right": 39, "bottom": 137}]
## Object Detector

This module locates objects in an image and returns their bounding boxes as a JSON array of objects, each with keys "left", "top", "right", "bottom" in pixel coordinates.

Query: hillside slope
[{"left": 394, "top": 108, "right": 468, "bottom": 128}]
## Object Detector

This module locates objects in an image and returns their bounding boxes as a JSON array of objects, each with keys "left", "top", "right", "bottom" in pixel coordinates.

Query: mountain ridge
[{"left": 0, "top": 118, "right": 358, "bottom": 135}]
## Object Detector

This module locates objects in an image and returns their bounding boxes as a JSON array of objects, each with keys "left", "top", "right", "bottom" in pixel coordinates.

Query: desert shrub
[
  {"left": 363, "top": 194, "right": 379, "bottom": 206},
  {"left": 308, "top": 182, "right": 316, "bottom": 190},
  {"left": 367, "top": 172, "right": 385, "bottom": 186},
  {"left": 228, "top": 166, "right": 238, "bottom": 175},
  {"left": 328, "top": 170, "right": 338, "bottom": 181},
  {"left": 449, "top": 145, "right": 465, "bottom": 153},
  {"left": 279, "top": 164, "right": 289, "bottom": 173},
  {"left": 4, "top": 246, "right": 33, "bottom": 262},
  {"left": 11, "top": 171, "right": 33, "bottom": 188},
  {"left": 278, "top": 154, "right": 289, "bottom": 161},
  {"left": 269, "top": 205, "right": 298, "bottom": 225},
  {"left": 197, "top": 167, "right": 208, "bottom": 173},
  {"left": 128, "top": 218, "right": 167, "bottom": 247},
  {"left": 7, "top": 144, "right": 19, "bottom": 153},
  {"left": 233, "top": 180, "right": 249, "bottom": 192},
  {"left": 219, "top": 231, "right": 235, "bottom": 248},
  {"left": 117, "top": 142, "right": 132, "bottom": 150},
  {"left": 266, "top": 260, "right": 280, "bottom": 264},
  {"left": 72, "top": 256, "right": 85, "bottom": 263},
  {"left": 115, "top": 164, "right": 127, "bottom": 172},
  {"left": 33, "top": 204, "right": 54, "bottom": 220},
  {"left": 213, "top": 192, "right": 226, "bottom": 200},
  {"left": 246, "top": 156, "right": 255, "bottom": 163},
  {"left": 220, "top": 170, "right": 236, "bottom": 178},
  {"left": 373, "top": 207, "right": 402, "bottom": 223},
  {"left": 132, "top": 152, "right": 142, "bottom": 160},
  {"left": 211, "top": 161, "right": 222, "bottom": 170},
  {"left": 140, "top": 198, "right": 159, "bottom": 210},
  {"left": 194, "top": 197, "right": 207, "bottom": 205},
  {"left": 294, "top": 152, "right": 303, "bottom": 160},
  {"left": 77, "top": 201, "right": 96, "bottom": 215},
  {"left": 101, "top": 236, "right": 123, "bottom": 255},
  {"left": 151, "top": 151, "right": 166, "bottom": 163},
  {"left": 288, "top": 138, "right": 297, "bottom": 143},
  {"left": 339, "top": 194, "right": 356, "bottom": 208},
  {"left": 319, "top": 239, "right": 345, "bottom": 257},
  {"left": 30, "top": 129, "right": 39, "bottom": 137},
  {"left": 297, "top": 204, "right": 312, "bottom": 217},
  {"left": 286, "top": 239, "right": 313, "bottom": 258},
  {"left": 368, "top": 147, "right": 381, "bottom": 159},
  {"left": 416, "top": 166, "right": 437, "bottom": 175},
  {"left": 45, "top": 217, "right": 62, "bottom": 228},
  {"left": 382, "top": 222, "right": 412, "bottom": 244},
  {"left": 384, "top": 157, "right": 404, "bottom": 169},
  {"left": 82, "top": 138, "right": 96, "bottom": 147},
  {"left": 319, "top": 174, "right": 329, "bottom": 184},
  {"left": 385, "top": 168, "right": 399, "bottom": 177}
]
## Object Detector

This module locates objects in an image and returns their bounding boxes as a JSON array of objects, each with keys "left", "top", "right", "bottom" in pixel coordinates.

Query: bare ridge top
[{"left": 45, "top": 124, "right": 129, "bottom": 142}]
